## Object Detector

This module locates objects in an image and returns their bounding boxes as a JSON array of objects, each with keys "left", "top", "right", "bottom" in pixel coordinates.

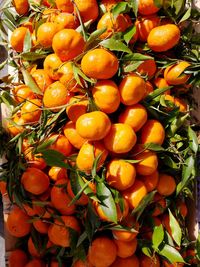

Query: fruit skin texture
[
  {"left": 66, "top": 96, "right": 88, "bottom": 122},
  {"left": 164, "top": 95, "right": 187, "bottom": 112},
  {"left": 13, "top": 0, "right": 29, "bottom": 15},
  {"left": 164, "top": 61, "right": 191, "bottom": 85},
  {"left": 110, "top": 255, "right": 140, "bottom": 267},
  {"left": 54, "top": 13, "right": 79, "bottom": 31},
  {"left": 55, "top": 0, "right": 74, "bottom": 12},
  {"left": 48, "top": 215, "right": 80, "bottom": 247},
  {"left": 76, "top": 111, "right": 111, "bottom": 141},
  {"left": 114, "top": 238, "right": 137, "bottom": 258},
  {"left": 104, "top": 123, "right": 137, "bottom": 154},
  {"left": 123, "top": 179, "right": 147, "bottom": 209},
  {"left": 140, "top": 254, "right": 160, "bottom": 267},
  {"left": 140, "top": 119, "right": 165, "bottom": 145},
  {"left": 33, "top": 219, "right": 50, "bottom": 234},
  {"left": 136, "top": 15, "right": 160, "bottom": 42},
  {"left": 63, "top": 121, "right": 86, "bottom": 149},
  {"left": 76, "top": 141, "right": 108, "bottom": 172},
  {"left": 49, "top": 134, "right": 72, "bottom": 156},
  {"left": 139, "top": 170, "right": 159, "bottom": 192},
  {"left": 106, "top": 159, "right": 136, "bottom": 191},
  {"left": 6, "top": 206, "right": 31, "bottom": 237},
  {"left": 31, "top": 69, "right": 53, "bottom": 92},
  {"left": 135, "top": 149, "right": 158, "bottom": 176},
  {"left": 119, "top": 74, "right": 146, "bottom": 105},
  {"left": 156, "top": 173, "right": 176, "bottom": 196},
  {"left": 147, "top": 24, "right": 180, "bottom": 52},
  {"left": 137, "top": 59, "right": 157, "bottom": 79},
  {"left": 118, "top": 104, "right": 148, "bottom": 132},
  {"left": 74, "top": 0, "right": 99, "bottom": 22},
  {"left": 91, "top": 80, "right": 120, "bottom": 114},
  {"left": 13, "top": 84, "right": 35, "bottom": 103},
  {"left": 52, "top": 29, "right": 85, "bottom": 61},
  {"left": 138, "top": 0, "right": 160, "bottom": 15},
  {"left": 88, "top": 236, "right": 117, "bottom": 267},
  {"left": 21, "top": 99, "right": 42, "bottom": 123},
  {"left": 10, "top": 27, "right": 30, "bottom": 52},
  {"left": 21, "top": 167, "right": 50, "bottom": 195},
  {"left": 43, "top": 53, "right": 62, "bottom": 80},
  {"left": 81, "top": 48, "right": 119, "bottom": 79},
  {"left": 9, "top": 249, "right": 29, "bottom": 267},
  {"left": 37, "top": 22, "right": 58, "bottom": 48},
  {"left": 43, "top": 81, "right": 71, "bottom": 111}
]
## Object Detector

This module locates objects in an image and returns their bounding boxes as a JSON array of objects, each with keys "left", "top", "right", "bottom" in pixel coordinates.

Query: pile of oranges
[{"left": 0, "top": 0, "right": 199, "bottom": 266}]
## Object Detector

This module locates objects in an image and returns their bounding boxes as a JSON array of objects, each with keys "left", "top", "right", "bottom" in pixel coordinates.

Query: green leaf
[
  {"left": 168, "top": 209, "right": 182, "bottom": 247},
  {"left": 142, "top": 246, "right": 153, "bottom": 258},
  {"left": 179, "top": 6, "right": 191, "bottom": 22},
  {"left": 111, "top": 2, "right": 129, "bottom": 18},
  {"left": 123, "top": 61, "right": 143, "bottom": 72},
  {"left": 97, "top": 182, "right": 117, "bottom": 223},
  {"left": 123, "top": 25, "right": 137, "bottom": 44},
  {"left": 168, "top": 113, "right": 189, "bottom": 136},
  {"left": 23, "top": 30, "right": 32, "bottom": 52},
  {"left": 21, "top": 52, "right": 48, "bottom": 61},
  {"left": 123, "top": 53, "right": 152, "bottom": 61},
  {"left": 35, "top": 136, "right": 58, "bottom": 153},
  {"left": 91, "top": 152, "right": 103, "bottom": 179},
  {"left": 0, "top": 91, "right": 17, "bottom": 108},
  {"left": 132, "top": 191, "right": 156, "bottom": 220},
  {"left": 77, "top": 175, "right": 98, "bottom": 202},
  {"left": 85, "top": 27, "right": 107, "bottom": 50},
  {"left": 100, "top": 38, "right": 132, "bottom": 53},
  {"left": 174, "top": 0, "right": 185, "bottom": 15},
  {"left": 124, "top": 159, "right": 141, "bottom": 164},
  {"left": 72, "top": 63, "right": 94, "bottom": 84},
  {"left": 41, "top": 149, "right": 69, "bottom": 168},
  {"left": 21, "top": 68, "right": 43, "bottom": 95},
  {"left": 129, "top": 0, "right": 138, "bottom": 17},
  {"left": 154, "top": 0, "right": 163, "bottom": 8},
  {"left": 144, "top": 87, "right": 172, "bottom": 102},
  {"left": 144, "top": 143, "right": 165, "bottom": 152},
  {"left": 188, "top": 126, "right": 198, "bottom": 154},
  {"left": 152, "top": 224, "right": 164, "bottom": 250},
  {"left": 159, "top": 244, "right": 185, "bottom": 263},
  {"left": 162, "top": 155, "right": 179, "bottom": 170}
]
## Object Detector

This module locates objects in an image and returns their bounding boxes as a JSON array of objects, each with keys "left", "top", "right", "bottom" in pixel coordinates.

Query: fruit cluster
[{"left": 0, "top": 0, "right": 200, "bottom": 267}]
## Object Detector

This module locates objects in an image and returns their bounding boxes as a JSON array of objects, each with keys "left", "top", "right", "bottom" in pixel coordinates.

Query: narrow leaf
[
  {"left": 123, "top": 53, "right": 152, "bottom": 61},
  {"left": 100, "top": 38, "right": 132, "bottom": 53},
  {"left": 123, "top": 25, "right": 136, "bottom": 44},
  {"left": 188, "top": 126, "right": 198, "bottom": 154},
  {"left": 152, "top": 224, "right": 164, "bottom": 250},
  {"left": 21, "top": 68, "right": 43, "bottom": 95},
  {"left": 168, "top": 209, "right": 182, "bottom": 247},
  {"left": 179, "top": 6, "right": 191, "bottom": 22},
  {"left": 159, "top": 244, "right": 185, "bottom": 263},
  {"left": 23, "top": 30, "right": 32, "bottom": 52},
  {"left": 111, "top": 2, "right": 129, "bottom": 18}
]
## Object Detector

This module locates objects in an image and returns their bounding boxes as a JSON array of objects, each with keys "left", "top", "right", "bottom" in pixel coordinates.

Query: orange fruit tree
[{"left": 0, "top": 0, "right": 199, "bottom": 266}]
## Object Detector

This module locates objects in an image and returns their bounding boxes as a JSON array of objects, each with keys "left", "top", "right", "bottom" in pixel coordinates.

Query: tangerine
[
  {"left": 21, "top": 99, "right": 42, "bottom": 123},
  {"left": 9, "top": 249, "right": 29, "bottom": 267},
  {"left": 156, "top": 173, "right": 176, "bottom": 196},
  {"left": 10, "top": 27, "right": 30, "bottom": 52},
  {"left": 66, "top": 96, "right": 88, "bottom": 122},
  {"left": 140, "top": 119, "right": 165, "bottom": 145},
  {"left": 138, "top": 170, "right": 159, "bottom": 192},
  {"left": 114, "top": 238, "right": 137, "bottom": 258},
  {"left": 55, "top": 0, "right": 74, "bottom": 12},
  {"left": 136, "top": 15, "right": 160, "bottom": 42},
  {"left": 13, "top": 0, "right": 29, "bottom": 15},
  {"left": 138, "top": 0, "right": 160, "bottom": 15},
  {"left": 54, "top": 13, "right": 79, "bottom": 31},
  {"left": 48, "top": 134, "right": 72, "bottom": 156},
  {"left": 110, "top": 255, "right": 139, "bottom": 267},
  {"left": 74, "top": 0, "right": 99, "bottom": 22},
  {"left": 13, "top": 84, "right": 35, "bottom": 103},
  {"left": 43, "top": 53, "right": 62, "bottom": 80},
  {"left": 31, "top": 69, "right": 53, "bottom": 92},
  {"left": 164, "top": 61, "right": 191, "bottom": 85},
  {"left": 37, "top": 22, "right": 58, "bottom": 48}
]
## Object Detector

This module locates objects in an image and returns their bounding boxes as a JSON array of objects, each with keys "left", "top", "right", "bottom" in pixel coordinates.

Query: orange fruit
[
  {"left": 101, "top": 0, "right": 121, "bottom": 10},
  {"left": 91, "top": 80, "right": 120, "bottom": 114},
  {"left": 43, "top": 53, "right": 62, "bottom": 80},
  {"left": 43, "top": 81, "right": 71, "bottom": 111},
  {"left": 151, "top": 193, "right": 167, "bottom": 216},
  {"left": 138, "top": 170, "right": 159, "bottom": 192},
  {"left": 63, "top": 121, "right": 87, "bottom": 149},
  {"left": 118, "top": 104, "right": 148, "bottom": 132},
  {"left": 136, "top": 15, "right": 160, "bottom": 42},
  {"left": 164, "top": 61, "right": 191, "bottom": 85},
  {"left": 48, "top": 166, "right": 68, "bottom": 181},
  {"left": 140, "top": 254, "right": 160, "bottom": 267},
  {"left": 58, "top": 62, "right": 83, "bottom": 92},
  {"left": 48, "top": 134, "right": 72, "bottom": 156},
  {"left": 37, "top": 22, "right": 58, "bottom": 48},
  {"left": 33, "top": 219, "right": 50, "bottom": 234},
  {"left": 185, "top": 249, "right": 198, "bottom": 264},
  {"left": 23, "top": 147, "right": 47, "bottom": 170},
  {"left": 52, "top": 29, "right": 85, "bottom": 61},
  {"left": 25, "top": 259, "right": 46, "bottom": 267},
  {"left": 104, "top": 123, "right": 137, "bottom": 154},
  {"left": 10, "top": 27, "right": 30, "bottom": 52},
  {"left": 66, "top": 96, "right": 88, "bottom": 122},
  {"left": 134, "top": 148, "right": 158, "bottom": 176},
  {"left": 13, "top": 0, "right": 29, "bottom": 15},
  {"left": 55, "top": 0, "right": 74, "bottom": 12},
  {"left": 22, "top": 202, "right": 45, "bottom": 217},
  {"left": 164, "top": 95, "right": 187, "bottom": 112},
  {"left": 144, "top": 81, "right": 154, "bottom": 97},
  {"left": 88, "top": 236, "right": 117, "bottom": 267},
  {"left": 42, "top": 8, "right": 59, "bottom": 21},
  {"left": 48, "top": 215, "right": 80, "bottom": 247},
  {"left": 13, "top": 84, "right": 35, "bottom": 103},
  {"left": 6, "top": 206, "right": 31, "bottom": 237},
  {"left": 28, "top": 237, "right": 42, "bottom": 258},
  {"left": 162, "top": 213, "right": 172, "bottom": 236},
  {"left": 123, "top": 179, "right": 147, "bottom": 209},
  {"left": 154, "top": 77, "right": 170, "bottom": 95},
  {"left": 21, "top": 99, "right": 42, "bottom": 123},
  {"left": 74, "top": 0, "right": 99, "bottom": 22},
  {"left": 147, "top": 24, "right": 180, "bottom": 52},
  {"left": 9, "top": 249, "right": 29, "bottom": 267},
  {"left": 97, "top": 12, "right": 131, "bottom": 39},
  {"left": 156, "top": 173, "right": 176, "bottom": 196},
  {"left": 119, "top": 74, "right": 146, "bottom": 105},
  {"left": 162, "top": 261, "right": 184, "bottom": 267},
  {"left": 81, "top": 48, "right": 119, "bottom": 79},
  {"left": 177, "top": 199, "right": 188, "bottom": 217},
  {"left": 137, "top": 59, "right": 157, "bottom": 79},
  {"left": 110, "top": 255, "right": 139, "bottom": 267},
  {"left": 76, "top": 141, "right": 108, "bottom": 172},
  {"left": 0, "top": 181, "right": 7, "bottom": 195},
  {"left": 54, "top": 13, "right": 79, "bottom": 31},
  {"left": 114, "top": 238, "right": 137, "bottom": 258},
  {"left": 106, "top": 159, "right": 136, "bottom": 191},
  {"left": 51, "top": 178, "right": 76, "bottom": 215},
  {"left": 31, "top": 69, "right": 53, "bottom": 92},
  {"left": 72, "top": 259, "right": 93, "bottom": 267},
  {"left": 21, "top": 167, "right": 50, "bottom": 195},
  {"left": 76, "top": 111, "right": 111, "bottom": 141},
  {"left": 140, "top": 119, "right": 165, "bottom": 145},
  {"left": 112, "top": 215, "right": 139, "bottom": 242},
  {"left": 138, "top": 0, "right": 160, "bottom": 15},
  {"left": 67, "top": 180, "right": 88, "bottom": 205}
]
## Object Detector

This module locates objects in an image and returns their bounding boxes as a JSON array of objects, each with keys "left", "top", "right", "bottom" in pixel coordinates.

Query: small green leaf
[
  {"left": 100, "top": 38, "right": 132, "bottom": 53},
  {"left": 123, "top": 25, "right": 137, "bottom": 44},
  {"left": 144, "top": 143, "right": 165, "bottom": 152},
  {"left": 154, "top": 0, "right": 163, "bottom": 8},
  {"left": 168, "top": 209, "right": 182, "bottom": 246},
  {"left": 97, "top": 182, "right": 117, "bottom": 223},
  {"left": 159, "top": 244, "right": 185, "bottom": 263},
  {"left": 142, "top": 246, "right": 153, "bottom": 258},
  {"left": 21, "top": 68, "right": 43, "bottom": 95},
  {"left": 36, "top": 136, "right": 58, "bottom": 152},
  {"left": 123, "top": 53, "right": 152, "bottom": 61},
  {"left": 111, "top": 2, "right": 129, "bottom": 18},
  {"left": 41, "top": 149, "right": 69, "bottom": 168},
  {"left": 0, "top": 91, "right": 17, "bottom": 108},
  {"left": 91, "top": 152, "right": 103, "bottom": 179},
  {"left": 152, "top": 224, "right": 164, "bottom": 250},
  {"left": 144, "top": 87, "right": 172, "bottom": 102},
  {"left": 179, "top": 6, "right": 191, "bottom": 22},
  {"left": 85, "top": 27, "right": 107, "bottom": 50},
  {"left": 188, "top": 126, "right": 198, "bottom": 154},
  {"left": 72, "top": 63, "right": 94, "bottom": 84},
  {"left": 129, "top": 0, "right": 138, "bottom": 17},
  {"left": 21, "top": 52, "right": 48, "bottom": 61},
  {"left": 124, "top": 159, "right": 141, "bottom": 164},
  {"left": 124, "top": 61, "right": 143, "bottom": 72},
  {"left": 23, "top": 30, "right": 32, "bottom": 52}
]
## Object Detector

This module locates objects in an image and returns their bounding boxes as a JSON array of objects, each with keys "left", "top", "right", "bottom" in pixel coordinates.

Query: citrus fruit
[
  {"left": 48, "top": 134, "right": 72, "bottom": 156},
  {"left": 140, "top": 254, "right": 160, "bottom": 267},
  {"left": 43, "top": 53, "right": 62, "bottom": 80},
  {"left": 136, "top": 15, "right": 160, "bottom": 42},
  {"left": 37, "top": 22, "right": 58, "bottom": 48},
  {"left": 135, "top": 148, "right": 158, "bottom": 176},
  {"left": 66, "top": 96, "right": 88, "bottom": 122},
  {"left": 138, "top": 0, "right": 160, "bottom": 15},
  {"left": 110, "top": 255, "right": 139, "bottom": 267},
  {"left": 156, "top": 173, "right": 176, "bottom": 196},
  {"left": 54, "top": 13, "right": 79, "bottom": 31},
  {"left": 137, "top": 59, "right": 157, "bottom": 78},
  {"left": 140, "top": 119, "right": 165, "bottom": 145},
  {"left": 164, "top": 61, "right": 191, "bottom": 85},
  {"left": 138, "top": 170, "right": 159, "bottom": 192},
  {"left": 31, "top": 69, "right": 53, "bottom": 92},
  {"left": 74, "top": 0, "right": 99, "bottom": 22},
  {"left": 55, "top": 0, "right": 74, "bottom": 12},
  {"left": 114, "top": 238, "right": 137, "bottom": 258},
  {"left": 13, "top": 84, "right": 35, "bottom": 103},
  {"left": 9, "top": 249, "right": 29, "bottom": 267},
  {"left": 13, "top": 0, "right": 29, "bottom": 15},
  {"left": 10, "top": 27, "right": 30, "bottom": 52}
]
